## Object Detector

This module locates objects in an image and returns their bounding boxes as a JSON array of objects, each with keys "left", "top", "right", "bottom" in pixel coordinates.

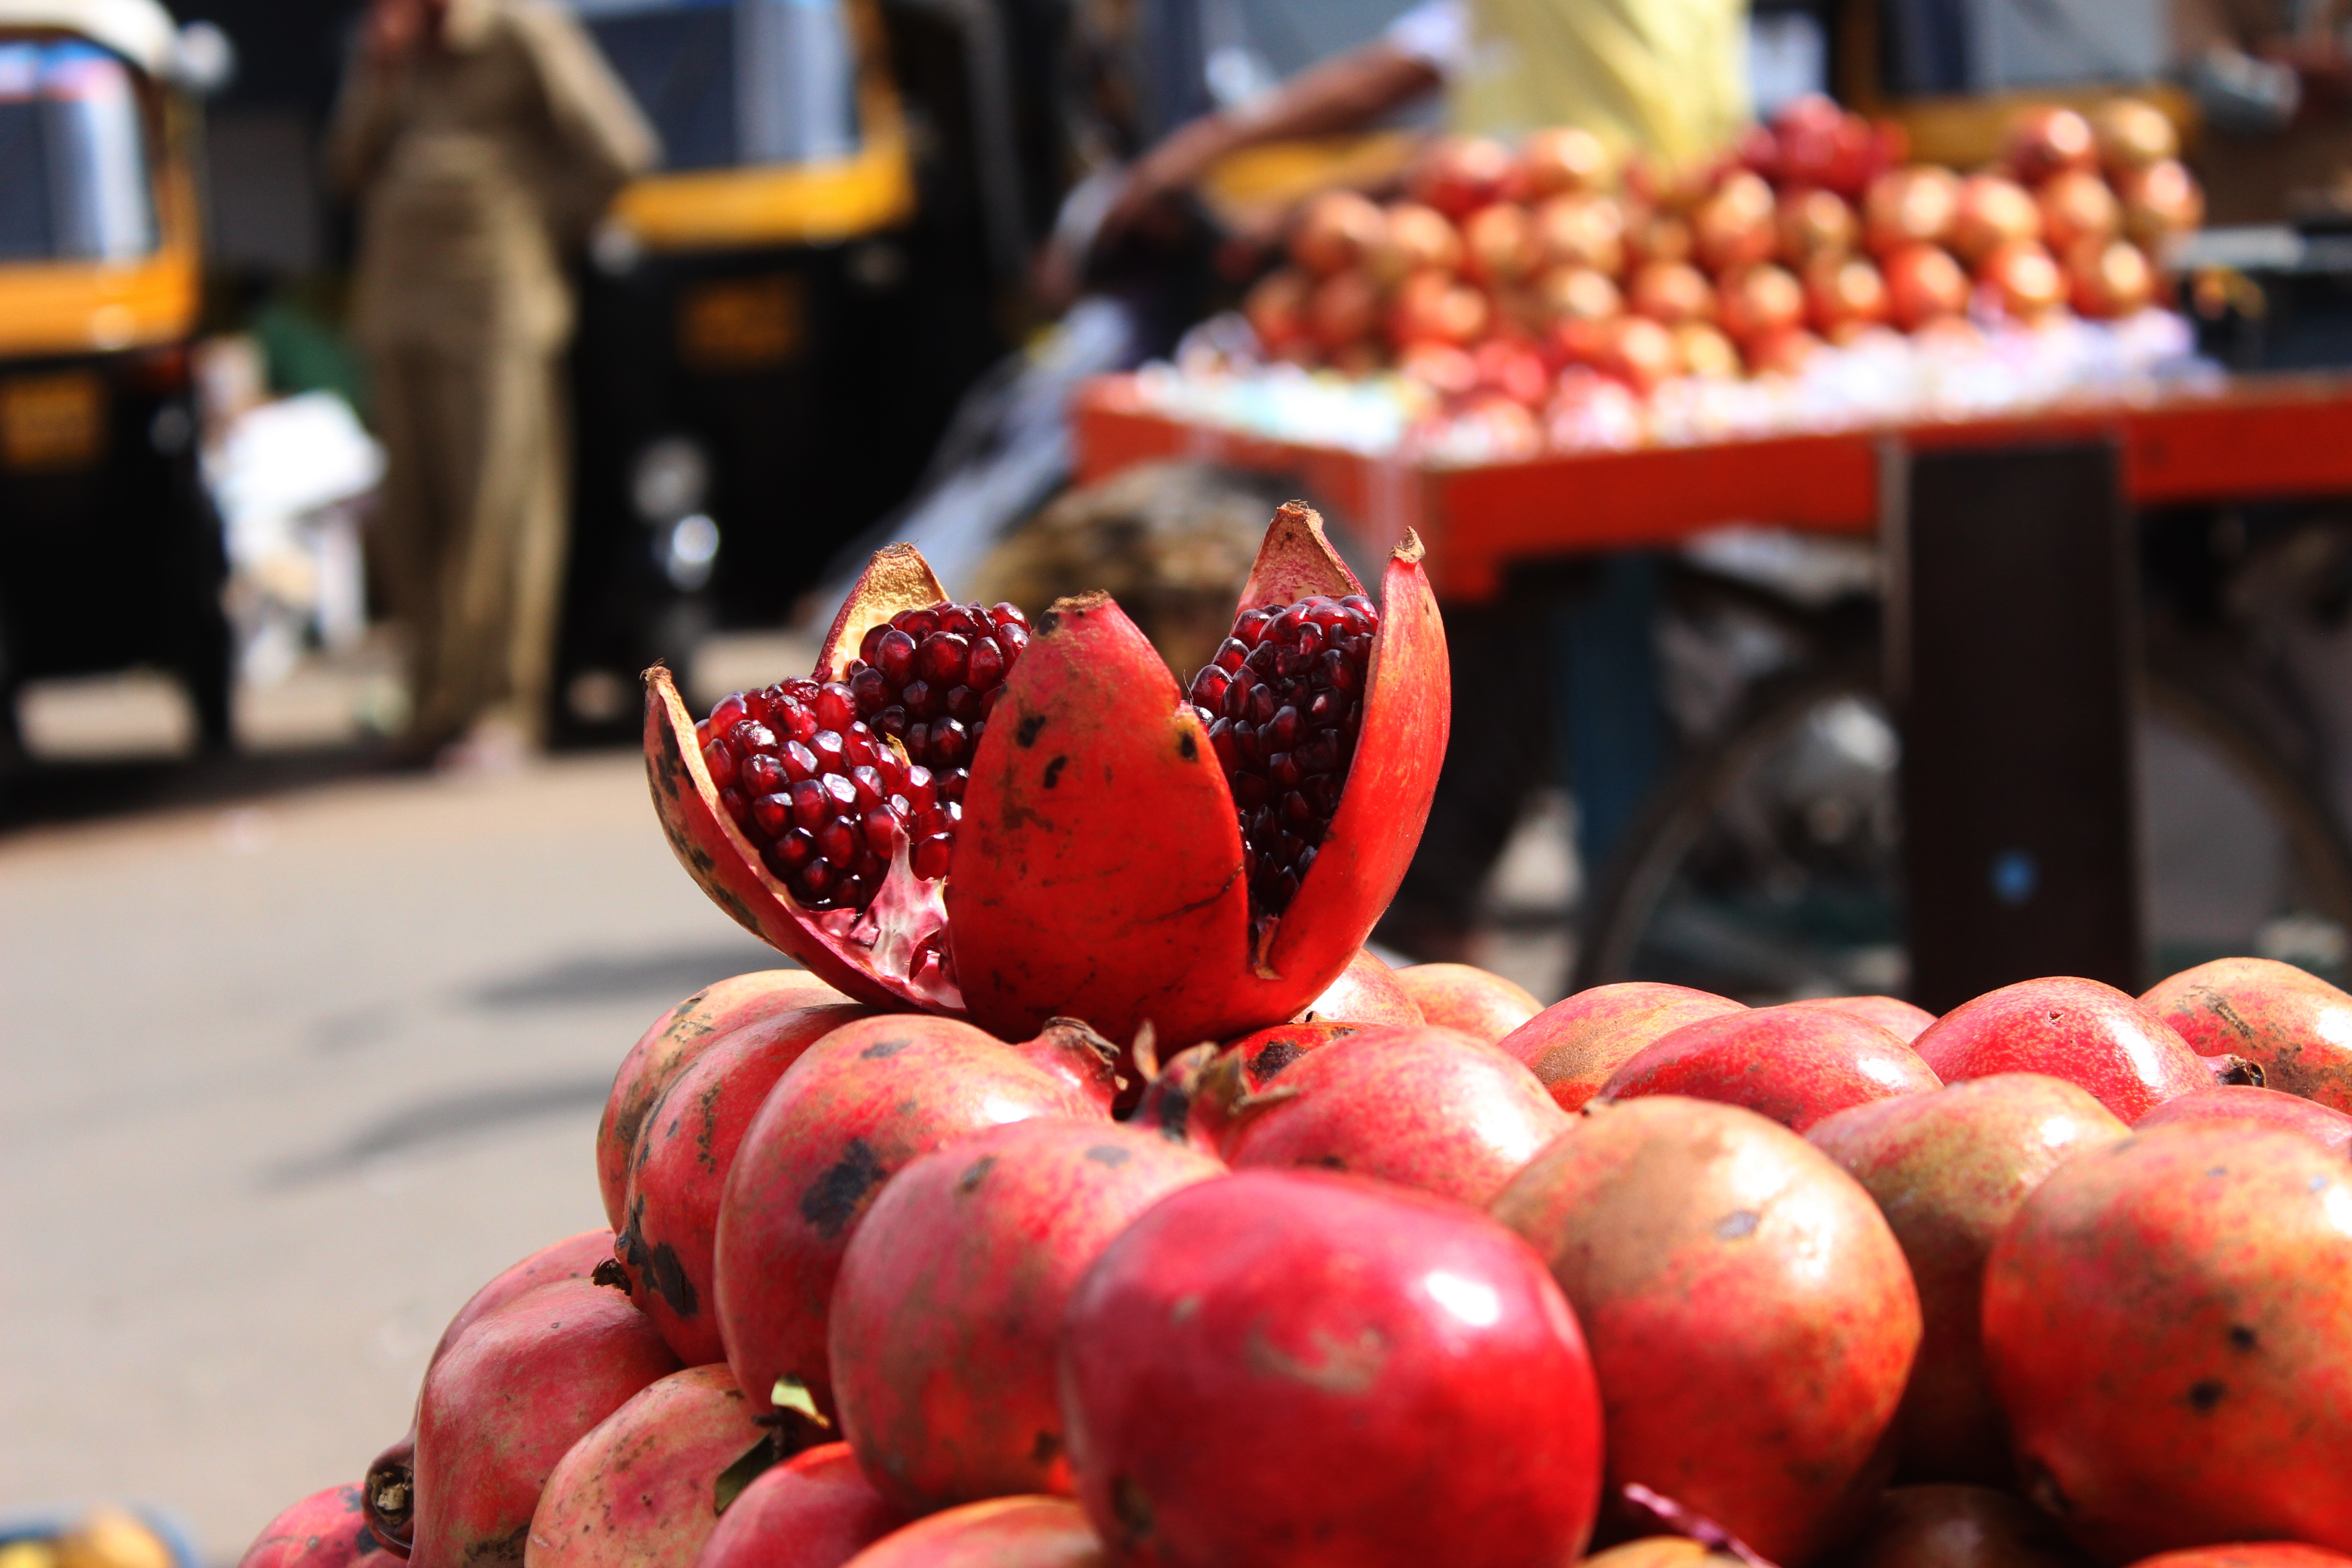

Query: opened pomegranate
[
  {"left": 2135, "top": 1085, "right": 2352, "bottom": 1154},
  {"left": 240, "top": 1485, "right": 386, "bottom": 1568},
  {"left": 714, "top": 1014, "right": 1114, "bottom": 1422},
  {"left": 2141, "top": 956, "right": 2352, "bottom": 1111},
  {"left": 1841, "top": 1485, "right": 2095, "bottom": 1568},
  {"left": 1911, "top": 976, "right": 2254, "bottom": 1123},
  {"left": 598, "top": 972, "right": 845, "bottom": 1230},
  {"left": 1499, "top": 982, "right": 1745, "bottom": 1110},
  {"left": 525, "top": 1365, "right": 765, "bottom": 1568},
  {"left": 1393, "top": 962, "right": 1540, "bottom": 1043},
  {"left": 830, "top": 1120, "right": 1224, "bottom": 1514},
  {"left": 1061, "top": 1168, "right": 1604, "bottom": 1568},
  {"left": 1224, "top": 1024, "right": 1567, "bottom": 1203},
  {"left": 840, "top": 1499, "right": 1105, "bottom": 1568},
  {"left": 617, "top": 1002, "right": 872, "bottom": 1364},
  {"left": 1491, "top": 1097, "right": 1920, "bottom": 1562},
  {"left": 412, "top": 1278, "right": 681, "bottom": 1568},
  {"left": 1983, "top": 1126, "right": 2352, "bottom": 1558},
  {"left": 367, "top": 1230, "right": 624, "bottom": 1558},
  {"left": 1806, "top": 1075, "right": 2127, "bottom": 1483},
  {"left": 1598, "top": 1002, "right": 1940, "bottom": 1130},
  {"left": 694, "top": 1443, "right": 904, "bottom": 1568},
  {"left": 648, "top": 505, "right": 1445, "bottom": 1049}
]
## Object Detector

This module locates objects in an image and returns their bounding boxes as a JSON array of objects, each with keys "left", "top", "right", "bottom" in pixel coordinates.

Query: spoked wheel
[{"left": 1577, "top": 662, "right": 2352, "bottom": 1000}]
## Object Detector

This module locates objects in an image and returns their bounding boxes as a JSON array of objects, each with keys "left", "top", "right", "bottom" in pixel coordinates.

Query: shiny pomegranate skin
[
  {"left": 1061, "top": 1168, "right": 1604, "bottom": 1568},
  {"left": 693, "top": 1443, "right": 903, "bottom": 1568},
  {"left": 2141, "top": 956, "right": 2352, "bottom": 1111},
  {"left": 1599, "top": 1001, "right": 1940, "bottom": 1131},
  {"left": 1911, "top": 977, "right": 2226, "bottom": 1123},
  {"left": 1498, "top": 983, "right": 1745, "bottom": 1111}
]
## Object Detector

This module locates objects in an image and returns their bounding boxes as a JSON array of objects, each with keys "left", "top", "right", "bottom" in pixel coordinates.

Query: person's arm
[
  {"left": 324, "top": 0, "right": 423, "bottom": 196},
  {"left": 511, "top": 0, "right": 660, "bottom": 198},
  {"left": 1098, "top": 41, "right": 1441, "bottom": 235}
]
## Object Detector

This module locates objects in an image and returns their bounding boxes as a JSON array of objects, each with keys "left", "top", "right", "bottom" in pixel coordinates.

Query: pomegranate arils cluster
[
  {"left": 1189, "top": 593, "right": 1377, "bottom": 916},
  {"left": 696, "top": 601, "right": 1029, "bottom": 911}
]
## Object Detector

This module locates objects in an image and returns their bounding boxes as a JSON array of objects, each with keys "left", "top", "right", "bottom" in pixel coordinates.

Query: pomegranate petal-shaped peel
[
  {"left": 646, "top": 509, "right": 1448, "bottom": 1051},
  {"left": 645, "top": 546, "right": 958, "bottom": 1013},
  {"left": 952, "top": 509, "right": 1447, "bottom": 1046}
]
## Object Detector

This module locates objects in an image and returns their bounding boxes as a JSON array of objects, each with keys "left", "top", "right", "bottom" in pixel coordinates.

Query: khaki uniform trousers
[{"left": 368, "top": 336, "right": 568, "bottom": 748}]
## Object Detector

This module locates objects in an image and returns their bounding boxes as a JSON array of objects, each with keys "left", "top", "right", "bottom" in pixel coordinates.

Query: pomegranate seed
[
  {"left": 711, "top": 599, "right": 1031, "bottom": 915},
  {"left": 914, "top": 833, "right": 953, "bottom": 879},
  {"left": 1189, "top": 592, "right": 1381, "bottom": 917},
  {"left": 695, "top": 718, "right": 714, "bottom": 748}
]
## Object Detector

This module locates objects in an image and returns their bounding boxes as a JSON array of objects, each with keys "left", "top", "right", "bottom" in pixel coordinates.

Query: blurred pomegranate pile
[
  {"left": 238, "top": 514, "right": 2352, "bottom": 1568},
  {"left": 1154, "top": 96, "right": 2209, "bottom": 461}
]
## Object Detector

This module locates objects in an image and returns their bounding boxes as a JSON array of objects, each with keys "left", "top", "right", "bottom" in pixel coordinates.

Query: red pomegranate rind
[
  {"left": 2141, "top": 957, "right": 2352, "bottom": 1112},
  {"left": 240, "top": 1485, "right": 385, "bottom": 1568},
  {"left": 1394, "top": 963, "right": 1542, "bottom": 1044},
  {"left": 1597, "top": 1003, "right": 1941, "bottom": 1132},
  {"left": 1295, "top": 947, "right": 1424, "bottom": 1026},
  {"left": 1265, "top": 533, "right": 1446, "bottom": 988},
  {"left": 1237, "top": 498, "right": 1364, "bottom": 611},
  {"left": 2128, "top": 1549, "right": 2352, "bottom": 1568},
  {"left": 841, "top": 1498, "right": 1105, "bottom": 1568},
  {"left": 948, "top": 593, "right": 1254, "bottom": 1047},
  {"left": 1911, "top": 977, "right": 2219, "bottom": 1124},
  {"left": 694, "top": 1443, "right": 902, "bottom": 1568},
  {"left": 643, "top": 549, "right": 956, "bottom": 1014},
  {"left": 1499, "top": 984, "right": 1748, "bottom": 1111},
  {"left": 2134, "top": 1084, "right": 2352, "bottom": 1154},
  {"left": 1803, "top": 995, "right": 1938, "bottom": 1044},
  {"left": 525, "top": 1365, "right": 765, "bottom": 1568}
]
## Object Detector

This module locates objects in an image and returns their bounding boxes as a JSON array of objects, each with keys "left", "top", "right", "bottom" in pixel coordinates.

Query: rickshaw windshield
[
  {"left": 573, "top": 0, "right": 862, "bottom": 173},
  {"left": 0, "top": 39, "right": 157, "bottom": 264}
]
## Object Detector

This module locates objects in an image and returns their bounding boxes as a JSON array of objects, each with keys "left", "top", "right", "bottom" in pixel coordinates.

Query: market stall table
[{"left": 1073, "top": 371, "right": 2352, "bottom": 1005}]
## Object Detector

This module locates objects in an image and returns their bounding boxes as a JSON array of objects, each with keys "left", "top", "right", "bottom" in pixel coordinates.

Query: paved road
[{"left": 0, "top": 755, "right": 777, "bottom": 1562}]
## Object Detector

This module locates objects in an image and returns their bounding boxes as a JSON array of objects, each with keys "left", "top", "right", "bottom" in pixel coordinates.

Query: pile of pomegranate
[
  {"left": 1237, "top": 97, "right": 2202, "bottom": 454},
  {"left": 240, "top": 514, "right": 2352, "bottom": 1568}
]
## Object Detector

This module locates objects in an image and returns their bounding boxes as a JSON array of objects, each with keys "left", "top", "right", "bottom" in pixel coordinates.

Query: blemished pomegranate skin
[
  {"left": 2142, "top": 957, "right": 2352, "bottom": 1112},
  {"left": 1911, "top": 977, "right": 2246, "bottom": 1123},
  {"left": 238, "top": 1485, "right": 389, "bottom": 1568},
  {"left": 692, "top": 1444, "right": 904, "bottom": 1568},
  {"left": 525, "top": 1366, "right": 766, "bottom": 1568}
]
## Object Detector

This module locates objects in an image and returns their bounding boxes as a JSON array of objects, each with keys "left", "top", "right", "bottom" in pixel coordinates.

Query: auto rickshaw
[
  {"left": 0, "top": 0, "right": 228, "bottom": 757},
  {"left": 554, "top": 0, "right": 1030, "bottom": 737}
]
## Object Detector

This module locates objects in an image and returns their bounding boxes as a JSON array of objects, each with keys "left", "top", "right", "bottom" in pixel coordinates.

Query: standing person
[
  {"left": 329, "top": 0, "right": 657, "bottom": 764},
  {"left": 2178, "top": 0, "right": 2352, "bottom": 222}
]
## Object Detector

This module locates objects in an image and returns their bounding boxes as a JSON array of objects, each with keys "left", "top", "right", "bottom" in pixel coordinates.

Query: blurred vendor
[
  {"left": 329, "top": 0, "right": 656, "bottom": 762},
  {"left": 1098, "top": 0, "right": 1748, "bottom": 239},
  {"left": 2179, "top": 0, "right": 2352, "bottom": 222}
]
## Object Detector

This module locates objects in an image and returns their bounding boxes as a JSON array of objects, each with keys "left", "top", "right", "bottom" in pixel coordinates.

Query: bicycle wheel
[{"left": 1577, "top": 666, "right": 2352, "bottom": 1000}]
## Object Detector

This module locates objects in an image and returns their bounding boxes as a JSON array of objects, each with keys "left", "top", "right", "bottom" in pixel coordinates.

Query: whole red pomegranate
[
  {"left": 617, "top": 1001, "right": 871, "bottom": 1364},
  {"left": 1716, "top": 264, "right": 1807, "bottom": 347},
  {"left": 1394, "top": 962, "right": 1540, "bottom": 1043},
  {"left": 1411, "top": 134, "right": 1516, "bottom": 219},
  {"left": 240, "top": 1486, "right": 386, "bottom": 1568},
  {"left": 412, "top": 1278, "right": 681, "bottom": 1568},
  {"left": 2127, "top": 1551, "right": 2352, "bottom": 1568},
  {"left": 1950, "top": 175, "right": 2042, "bottom": 266},
  {"left": 368, "top": 1230, "right": 624, "bottom": 1558},
  {"left": 2092, "top": 99, "right": 2179, "bottom": 176},
  {"left": 840, "top": 1499, "right": 1104, "bottom": 1568},
  {"left": 1984, "top": 1126, "right": 2352, "bottom": 1558},
  {"left": 1982, "top": 240, "right": 2068, "bottom": 320},
  {"left": 1806, "top": 995, "right": 1937, "bottom": 1043},
  {"left": 1462, "top": 202, "right": 1539, "bottom": 285},
  {"left": 1694, "top": 172, "right": 1779, "bottom": 274},
  {"left": 1389, "top": 269, "right": 1490, "bottom": 347},
  {"left": 1805, "top": 254, "right": 1892, "bottom": 338},
  {"left": 1842, "top": 1485, "right": 2097, "bottom": 1568},
  {"left": 599, "top": 972, "right": 846, "bottom": 1229},
  {"left": 1532, "top": 193, "right": 1627, "bottom": 274},
  {"left": 1865, "top": 167, "right": 1961, "bottom": 254},
  {"left": 2134, "top": 1084, "right": 2352, "bottom": 1154},
  {"left": 1779, "top": 187, "right": 1859, "bottom": 269},
  {"left": 1289, "top": 190, "right": 1387, "bottom": 277},
  {"left": 1581, "top": 315, "right": 1681, "bottom": 393},
  {"left": 1294, "top": 946, "right": 1421, "bottom": 1026},
  {"left": 1674, "top": 322, "right": 1744, "bottom": 379},
  {"left": 1629, "top": 261, "right": 1717, "bottom": 326},
  {"left": 1882, "top": 244, "right": 1970, "bottom": 330},
  {"left": 1224, "top": 1025, "right": 1568, "bottom": 1203},
  {"left": 1533, "top": 264, "right": 1625, "bottom": 328},
  {"left": 1377, "top": 201, "right": 1462, "bottom": 279},
  {"left": 1491, "top": 1097, "right": 1921, "bottom": 1562},
  {"left": 1520, "top": 127, "right": 1614, "bottom": 199},
  {"left": 2039, "top": 169, "right": 2122, "bottom": 255},
  {"left": 1599, "top": 1002, "right": 1940, "bottom": 1130},
  {"left": 714, "top": 1014, "right": 1112, "bottom": 1421},
  {"left": 1305, "top": 269, "right": 1382, "bottom": 351},
  {"left": 1911, "top": 976, "right": 2251, "bottom": 1123},
  {"left": 1499, "top": 982, "right": 1745, "bottom": 1111},
  {"left": 647, "top": 503, "right": 1447, "bottom": 1050},
  {"left": 525, "top": 1367, "right": 764, "bottom": 1568},
  {"left": 1806, "top": 1075, "right": 2128, "bottom": 1483},
  {"left": 2119, "top": 160, "right": 2203, "bottom": 248},
  {"left": 1748, "top": 325, "right": 1824, "bottom": 376},
  {"left": 830, "top": 1120, "right": 1222, "bottom": 1513},
  {"left": 695, "top": 1444, "right": 902, "bottom": 1568},
  {"left": 2141, "top": 956, "right": 2352, "bottom": 1110},
  {"left": 1061, "top": 1168, "right": 1603, "bottom": 1568},
  {"left": 2067, "top": 237, "right": 2157, "bottom": 319},
  {"left": 1242, "top": 270, "right": 1310, "bottom": 356},
  {"left": 1396, "top": 340, "right": 1479, "bottom": 397},
  {"left": 2005, "top": 107, "right": 2098, "bottom": 186}
]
